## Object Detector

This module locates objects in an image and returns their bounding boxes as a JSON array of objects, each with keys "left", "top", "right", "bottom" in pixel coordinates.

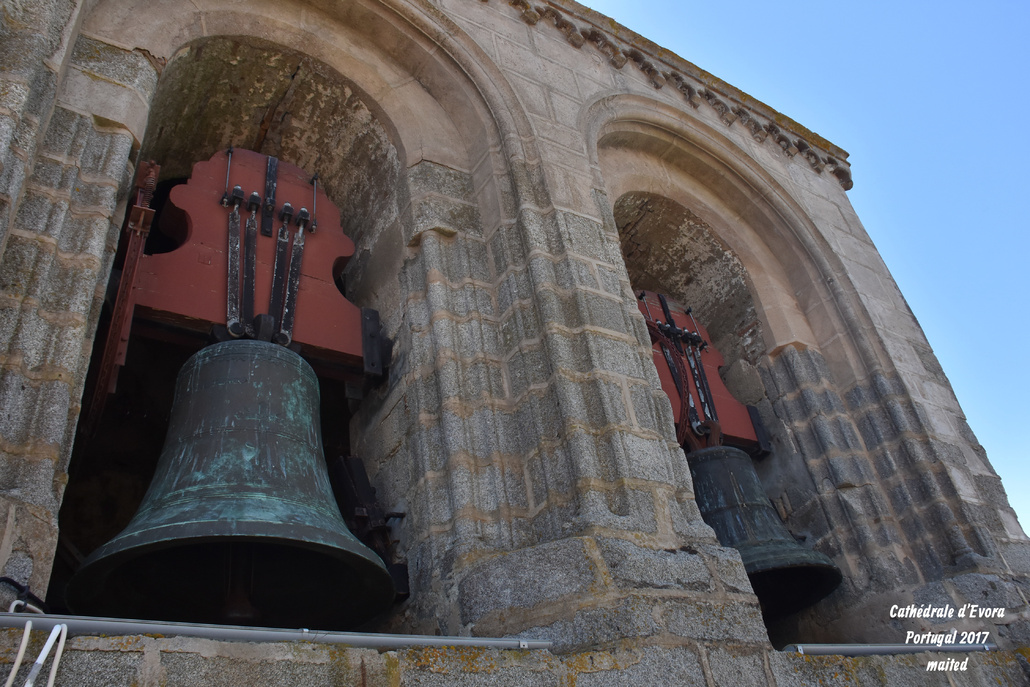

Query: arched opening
[
  {"left": 596, "top": 105, "right": 855, "bottom": 646},
  {"left": 141, "top": 34, "right": 402, "bottom": 246},
  {"left": 615, "top": 191, "right": 766, "bottom": 373},
  {"left": 53, "top": 0, "right": 554, "bottom": 636},
  {"left": 47, "top": 35, "right": 406, "bottom": 629}
]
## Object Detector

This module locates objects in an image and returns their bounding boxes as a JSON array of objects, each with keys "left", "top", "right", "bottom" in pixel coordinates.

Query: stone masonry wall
[
  {"left": 0, "top": 0, "right": 81, "bottom": 256},
  {"left": 0, "top": 0, "right": 1028, "bottom": 685},
  {"left": 1, "top": 631, "right": 1029, "bottom": 687},
  {"left": 0, "top": 26, "right": 156, "bottom": 603},
  {"left": 757, "top": 345, "right": 1030, "bottom": 646},
  {"left": 441, "top": 0, "right": 1030, "bottom": 648},
  {"left": 352, "top": 154, "right": 768, "bottom": 651}
]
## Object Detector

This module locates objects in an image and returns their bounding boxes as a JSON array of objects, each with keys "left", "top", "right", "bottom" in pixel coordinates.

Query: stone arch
[
  {"left": 137, "top": 34, "right": 403, "bottom": 252},
  {"left": 587, "top": 95, "right": 905, "bottom": 389},
  {"left": 583, "top": 94, "right": 874, "bottom": 640},
  {"left": 79, "top": 0, "right": 547, "bottom": 200},
  {"left": 75, "top": 0, "right": 557, "bottom": 323},
  {"left": 583, "top": 94, "right": 1009, "bottom": 644},
  {"left": 43, "top": 0, "right": 576, "bottom": 635},
  {"left": 614, "top": 190, "right": 766, "bottom": 370}
]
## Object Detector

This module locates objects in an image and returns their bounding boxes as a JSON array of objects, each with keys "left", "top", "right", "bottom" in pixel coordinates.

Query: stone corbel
[
  {"left": 666, "top": 72, "right": 700, "bottom": 108},
  {"left": 536, "top": 7, "right": 585, "bottom": 47},
  {"left": 582, "top": 28, "right": 627, "bottom": 68},
  {"left": 733, "top": 107, "right": 767, "bottom": 142},
  {"left": 794, "top": 139, "right": 824, "bottom": 172},
  {"left": 765, "top": 124, "right": 798, "bottom": 157},
  {"left": 701, "top": 89, "right": 737, "bottom": 125},
  {"left": 627, "top": 49, "right": 666, "bottom": 89},
  {"left": 507, "top": 0, "right": 540, "bottom": 25},
  {"left": 826, "top": 156, "right": 854, "bottom": 190}
]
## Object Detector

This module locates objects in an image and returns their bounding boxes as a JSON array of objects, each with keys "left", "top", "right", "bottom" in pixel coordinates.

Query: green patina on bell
[
  {"left": 67, "top": 339, "right": 394, "bottom": 629},
  {"left": 687, "top": 446, "right": 842, "bottom": 619}
]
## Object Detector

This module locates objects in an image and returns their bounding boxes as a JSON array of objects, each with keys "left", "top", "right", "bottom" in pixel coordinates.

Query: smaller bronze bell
[
  {"left": 687, "top": 446, "right": 842, "bottom": 619},
  {"left": 66, "top": 339, "right": 395, "bottom": 628}
]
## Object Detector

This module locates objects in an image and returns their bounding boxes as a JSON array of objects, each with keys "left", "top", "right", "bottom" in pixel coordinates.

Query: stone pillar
[
  {"left": 355, "top": 155, "right": 769, "bottom": 652},
  {"left": 0, "top": 33, "right": 157, "bottom": 605},
  {"left": 759, "top": 345, "right": 1030, "bottom": 646},
  {"left": 0, "top": 0, "right": 87, "bottom": 256}
]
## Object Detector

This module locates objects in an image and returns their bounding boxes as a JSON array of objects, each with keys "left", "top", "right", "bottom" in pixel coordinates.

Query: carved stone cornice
[
  {"left": 581, "top": 28, "right": 627, "bottom": 69},
  {"left": 701, "top": 89, "right": 737, "bottom": 126},
  {"left": 626, "top": 49, "right": 666, "bottom": 89},
  {"left": 536, "top": 6, "right": 585, "bottom": 48},
  {"left": 472, "top": 0, "right": 854, "bottom": 190},
  {"left": 486, "top": 0, "right": 540, "bottom": 25},
  {"left": 666, "top": 72, "right": 700, "bottom": 109},
  {"left": 732, "top": 107, "right": 767, "bottom": 143}
]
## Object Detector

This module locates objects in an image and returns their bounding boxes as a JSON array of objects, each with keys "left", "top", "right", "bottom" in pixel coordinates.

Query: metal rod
[
  {"left": 686, "top": 307, "right": 706, "bottom": 350},
  {"left": 657, "top": 294, "right": 684, "bottom": 355},
  {"left": 268, "top": 203, "right": 293, "bottom": 333},
  {"left": 226, "top": 186, "right": 244, "bottom": 337},
  {"left": 638, "top": 291, "right": 655, "bottom": 322},
  {"left": 684, "top": 307, "right": 719, "bottom": 423},
  {"left": 262, "top": 156, "right": 279, "bottom": 237},
  {"left": 786, "top": 643, "right": 997, "bottom": 656},
  {"left": 277, "top": 218, "right": 306, "bottom": 346},
  {"left": 0, "top": 614, "right": 552, "bottom": 651},
  {"left": 242, "top": 202, "right": 258, "bottom": 336},
  {"left": 233, "top": 192, "right": 261, "bottom": 338},
  {"left": 685, "top": 343, "right": 718, "bottom": 424},
  {"left": 220, "top": 146, "right": 234, "bottom": 207},
  {"left": 309, "top": 174, "right": 319, "bottom": 234}
]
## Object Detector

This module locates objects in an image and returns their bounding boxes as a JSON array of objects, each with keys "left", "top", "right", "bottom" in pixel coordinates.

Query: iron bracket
[
  {"left": 330, "top": 455, "right": 409, "bottom": 601},
  {"left": 361, "top": 308, "right": 392, "bottom": 379}
]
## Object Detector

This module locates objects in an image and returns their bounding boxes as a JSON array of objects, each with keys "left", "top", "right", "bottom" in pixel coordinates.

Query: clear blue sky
[{"left": 581, "top": 1, "right": 1030, "bottom": 529}]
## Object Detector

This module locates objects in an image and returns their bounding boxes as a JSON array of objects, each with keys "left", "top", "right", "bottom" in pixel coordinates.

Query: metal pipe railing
[
  {"left": 0, "top": 613, "right": 552, "bottom": 651},
  {"left": 785, "top": 643, "right": 997, "bottom": 656}
]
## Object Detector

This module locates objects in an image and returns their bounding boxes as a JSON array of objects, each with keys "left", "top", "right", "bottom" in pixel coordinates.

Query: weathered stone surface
[
  {"left": 512, "top": 596, "right": 663, "bottom": 653},
  {"left": 663, "top": 598, "right": 769, "bottom": 644},
  {"left": 574, "top": 646, "right": 706, "bottom": 686},
  {"left": 160, "top": 650, "right": 368, "bottom": 687},
  {"left": 70, "top": 36, "right": 159, "bottom": 101},
  {"left": 706, "top": 646, "right": 768, "bottom": 687},
  {"left": 17, "top": 645, "right": 144, "bottom": 687},
  {"left": 458, "top": 538, "right": 598, "bottom": 625},
  {"left": 597, "top": 537, "right": 711, "bottom": 591}
]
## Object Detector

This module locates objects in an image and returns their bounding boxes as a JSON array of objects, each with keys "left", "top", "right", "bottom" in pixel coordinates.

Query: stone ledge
[{"left": 1, "top": 629, "right": 1027, "bottom": 685}]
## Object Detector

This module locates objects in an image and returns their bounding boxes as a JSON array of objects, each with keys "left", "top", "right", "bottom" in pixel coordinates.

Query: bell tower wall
[{"left": 0, "top": 0, "right": 1028, "bottom": 683}]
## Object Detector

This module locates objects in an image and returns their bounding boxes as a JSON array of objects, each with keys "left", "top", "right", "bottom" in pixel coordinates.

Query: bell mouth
[
  {"left": 742, "top": 550, "right": 843, "bottom": 620},
  {"left": 67, "top": 537, "right": 395, "bottom": 629}
]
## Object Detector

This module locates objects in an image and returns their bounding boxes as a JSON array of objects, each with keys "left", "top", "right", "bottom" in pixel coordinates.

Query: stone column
[
  {"left": 1, "top": 0, "right": 88, "bottom": 256},
  {"left": 356, "top": 153, "right": 769, "bottom": 652},
  {"left": 0, "top": 32, "right": 157, "bottom": 605}
]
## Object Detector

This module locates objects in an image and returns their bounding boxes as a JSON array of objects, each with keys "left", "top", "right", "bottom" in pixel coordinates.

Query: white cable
[
  {"left": 3, "top": 620, "right": 31, "bottom": 687},
  {"left": 22, "top": 624, "right": 61, "bottom": 687},
  {"left": 7, "top": 601, "right": 44, "bottom": 615},
  {"left": 44, "top": 625, "right": 66, "bottom": 687}
]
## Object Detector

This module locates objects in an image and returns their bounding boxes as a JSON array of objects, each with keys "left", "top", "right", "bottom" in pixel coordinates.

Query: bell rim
[{"left": 67, "top": 529, "right": 396, "bottom": 627}]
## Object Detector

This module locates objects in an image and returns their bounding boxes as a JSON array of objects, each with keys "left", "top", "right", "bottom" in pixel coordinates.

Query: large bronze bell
[
  {"left": 66, "top": 340, "right": 395, "bottom": 628},
  {"left": 687, "top": 446, "right": 842, "bottom": 619}
]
